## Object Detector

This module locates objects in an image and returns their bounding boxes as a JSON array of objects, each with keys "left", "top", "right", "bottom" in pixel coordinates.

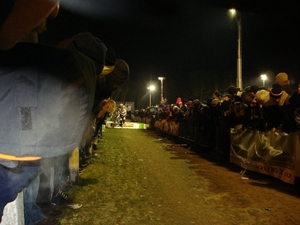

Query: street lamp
[
  {"left": 229, "top": 8, "right": 243, "bottom": 90},
  {"left": 147, "top": 85, "right": 155, "bottom": 107},
  {"left": 261, "top": 74, "right": 267, "bottom": 87},
  {"left": 158, "top": 77, "right": 165, "bottom": 102}
]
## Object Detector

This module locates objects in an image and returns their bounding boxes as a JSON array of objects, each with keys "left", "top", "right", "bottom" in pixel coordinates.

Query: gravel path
[{"left": 59, "top": 128, "right": 300, "bottom": 225}]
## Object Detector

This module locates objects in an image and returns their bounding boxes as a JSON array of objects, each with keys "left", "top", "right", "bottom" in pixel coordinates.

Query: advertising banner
[
  {"left": 154, "top": 119, "right": 180, "bottom": 137},
  {"left": 230, "top": 128, "right": 298, "bottom": 184}
]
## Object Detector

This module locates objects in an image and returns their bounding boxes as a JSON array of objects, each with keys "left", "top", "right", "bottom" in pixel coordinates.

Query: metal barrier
[{"left": 147, "top": 112, "right": 299, "bottom": 184}]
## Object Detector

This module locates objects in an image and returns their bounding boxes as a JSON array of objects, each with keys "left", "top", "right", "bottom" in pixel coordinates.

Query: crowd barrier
[{"left": 150, "top": 117, "right": 300, "bottom": 185}]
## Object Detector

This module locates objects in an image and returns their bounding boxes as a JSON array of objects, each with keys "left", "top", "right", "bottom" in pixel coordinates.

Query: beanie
[
  {"left": 255, "top": 90, "right": 270, "bottom": 105},
  {"left": 270, "top": 84, "right": 283, "bottom": 97},
  {"left": 275, "top": 72, "right": 290, "bottom": 86}
]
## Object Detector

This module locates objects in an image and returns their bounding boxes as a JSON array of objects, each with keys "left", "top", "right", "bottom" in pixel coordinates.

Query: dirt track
[{"left": 59, "top": 128, "right": 300, "bottom": 225}]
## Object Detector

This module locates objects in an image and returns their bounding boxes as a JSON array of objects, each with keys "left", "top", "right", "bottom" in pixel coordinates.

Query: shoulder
[{"left": 0, "top": 42, "right": 96, "bottom": 74}]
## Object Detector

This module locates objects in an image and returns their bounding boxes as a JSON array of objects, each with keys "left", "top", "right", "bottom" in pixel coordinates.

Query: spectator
[
  {"left": 212, "top": 91, "right": 221, "bottom": 100},
  {"left": 94, "top": 98, "right": 116, "bottom": 141},
  {"left": 227, "top": 85, "right": 242, "bottom": 103},
  {"left": 220, "top": 93, "right": 231, "bottom": 116},
  {"left": 263, "top": 84, "right": 290, "bottom": 130},
  {"left": 275, "top": 72, "right": 294, "bottom": 96},
  {"left": 0, "top": 5, "right": 106, "bottom": 225},
  {"left": 248, "top": 85, "right": 259, "bottom": 98}
]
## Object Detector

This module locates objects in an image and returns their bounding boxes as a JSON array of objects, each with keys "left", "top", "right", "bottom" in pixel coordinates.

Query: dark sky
[{"left": 40, "top": 0, "right": 299, "bottom": 105}]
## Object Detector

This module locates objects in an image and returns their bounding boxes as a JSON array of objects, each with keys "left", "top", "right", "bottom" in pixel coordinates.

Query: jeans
[
  {"left": 38, "top": 154, "right": 70, "bottom": 205},
  {"left": 0, "top": 162, "right": 40, "bottom": 221},
  {"left": 24, "top": 174, "right": 44, "bottom": 225}
]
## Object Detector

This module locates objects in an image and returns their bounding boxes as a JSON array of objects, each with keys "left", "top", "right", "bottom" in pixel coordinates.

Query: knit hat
[
  {"left": 275, "top": 72, "right": 290, "bottom": 86},
  {"left": 64, "top": 32, "right": 107, "bottom": 75},
  {"left": 107, "top": 59, "right": 129, "bottom": 85},
  {"left": 270, "top": 84, "right": 283, "bottom": 97},
  {"left": 255, "top": 90, "right": 270, "bottom": 105}
]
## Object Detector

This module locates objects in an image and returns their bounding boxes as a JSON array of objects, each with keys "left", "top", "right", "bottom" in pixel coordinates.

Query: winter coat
[{"left": 0, "top": 42, "right": 96, "bottom": 159}]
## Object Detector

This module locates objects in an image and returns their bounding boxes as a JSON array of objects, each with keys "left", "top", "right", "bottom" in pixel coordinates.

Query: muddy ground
[{"left": 58, "top": 128, "right": 300, "bottom": 225}]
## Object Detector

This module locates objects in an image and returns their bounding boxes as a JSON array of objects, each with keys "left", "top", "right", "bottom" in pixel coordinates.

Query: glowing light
[
  {"left": 147, "top": 85, "right": 155, "bottom": 91},
  {"left": 261, "top": 74, "right": 267, "bottom": 87},
  {"left": 229, "top": 8, "right": 237, "bottom": 17}
]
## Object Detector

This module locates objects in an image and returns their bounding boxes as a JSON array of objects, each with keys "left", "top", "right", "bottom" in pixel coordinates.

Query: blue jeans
[
  {"left": 0, "top": 162, "right": 40, "bottom": 222},
  {"left": 24, "top": 174, "right": 44, "bottom": 225}
]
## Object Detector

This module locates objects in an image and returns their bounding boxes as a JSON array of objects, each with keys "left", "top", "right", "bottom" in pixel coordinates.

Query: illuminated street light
[
  {"left": 229, "top": 8, "right": 243, "bottom": 90},
  {"left": 147, "top": 85, "right": 155, "bottom": 107},
  {"left": 158, "top": 77, "right": 165, "bottom": 102},
  {"left": 261, "top": 74, "right": 267, "bottom": 87}
]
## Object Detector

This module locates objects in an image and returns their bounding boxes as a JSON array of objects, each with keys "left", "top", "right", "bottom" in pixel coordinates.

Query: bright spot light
[
  {"left": 261, "top": 74, "right": 267, "bottom": 81},
  {"left": 229, "top": 8, "right": 237, "bottom": 17},
  {"left": 148, "top": 85, "right": 155, "bottom": 91}
]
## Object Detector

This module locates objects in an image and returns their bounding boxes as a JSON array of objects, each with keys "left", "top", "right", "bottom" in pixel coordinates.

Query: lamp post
[
  {"left": 229, "top": 8, "right": 242, "bottom": 90},
  {"left": 158, "top": 77, "right": 165, "bottom": 101},
  {"left": 261, "top": 74, "right": 267, "bottom": 87},
  {"left": 147, "top": 85, "right": 155, "bottom": 107}
]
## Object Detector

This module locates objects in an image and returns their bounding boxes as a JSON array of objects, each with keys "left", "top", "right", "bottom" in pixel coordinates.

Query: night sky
[{"left": 40, "top": 0, "right": 299, "bottom": 107}]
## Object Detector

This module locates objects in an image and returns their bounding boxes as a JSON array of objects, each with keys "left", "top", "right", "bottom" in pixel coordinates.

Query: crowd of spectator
[{"left": 133, "top": 72, "right": 300, "bottom": 142}]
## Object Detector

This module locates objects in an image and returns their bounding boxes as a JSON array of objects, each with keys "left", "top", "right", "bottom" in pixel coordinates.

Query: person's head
[
  {"left": 255, "top": 90, "right": 270, "bottom": 106},
  {"left": 270, "top": 84, "right": 283, "bottom": 102},
  {"left": 106, "top": 59, "right": 129, "bottom": 87},
  {"left": 0, "top": 0, "right": 60, "bottom": 49},
  {"left": 227, "top": 85, "right": 238, "bottom": 96},
  {"left": 212, "top": 91, "right": 221, "bottom": 99},
  {"left": 221, "top": 93, "right": 231, "bottom": 102},
  {"left": 64, "top": 32, "right": 120, "bottom": 77},
  {"left": 64, "top": 32, "right": 108, "bottom": 75},
  {"left": 241, "top": 91, "right": 253, "bottom": 105},
  {"left": 19, "top": 3, "right": 59, "bottom": 43},
  {"left": 275, "top": 72, "right": 290, "bottom": 86},
  {"left": 249, "top": 85, "right": 259, "bottom": 97}
]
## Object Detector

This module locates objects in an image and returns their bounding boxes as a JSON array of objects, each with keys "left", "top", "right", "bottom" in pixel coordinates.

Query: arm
[{"left": 0, "top": 0, "right": 59, "bottom": 50}]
